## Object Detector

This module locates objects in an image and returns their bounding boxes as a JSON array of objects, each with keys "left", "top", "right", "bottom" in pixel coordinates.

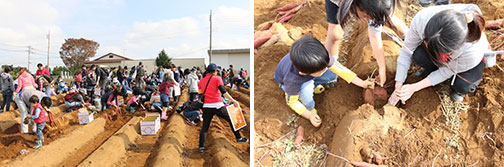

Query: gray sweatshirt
[
  {"left": 0, "top": 72, "right": 14, "bottom": 92},
  {"left": 186, "top": 72, "right": 199, "bottom": 93},
  {"left": 395, "top": 4, "right": 489, "bottom": 86}
]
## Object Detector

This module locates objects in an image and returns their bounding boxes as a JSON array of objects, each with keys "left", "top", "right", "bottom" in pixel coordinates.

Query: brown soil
[
  {"left": 226, "top": 87, "right": 251, "bottom": 107},
  {"left": 254, "top": 0, "right": 504, "bottom": 166}
]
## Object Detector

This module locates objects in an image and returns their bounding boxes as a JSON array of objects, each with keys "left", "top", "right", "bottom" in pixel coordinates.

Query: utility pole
[
  {"left": 47, "top": 30, "right": 50, "bottom": 67},
  {"left": 209, "top": 10, "right": 212, "bottom": 63},
  {"left": 27, "top": 46, "right": 32, "bottom": 70}
]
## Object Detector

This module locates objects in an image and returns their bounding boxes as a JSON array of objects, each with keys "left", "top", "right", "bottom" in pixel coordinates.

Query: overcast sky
[{"left": 0, "top": 0, "right": 250, "bottom": 72}]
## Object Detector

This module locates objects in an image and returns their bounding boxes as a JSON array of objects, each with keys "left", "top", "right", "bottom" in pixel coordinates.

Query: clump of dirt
[{"left": 327, "top": 104, "right": 405, "bottom": 166}]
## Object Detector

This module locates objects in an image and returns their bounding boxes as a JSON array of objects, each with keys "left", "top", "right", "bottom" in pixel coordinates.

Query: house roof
[
  {"left": 207, "top": 48, "right": 249, "bottom": 54},
  {"left": 92, "top": 53, "right": 133, "bottom": 61}
]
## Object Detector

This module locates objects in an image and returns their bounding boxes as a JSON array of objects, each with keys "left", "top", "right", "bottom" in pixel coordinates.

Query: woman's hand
[
  {"left": 232, "top": 100, "right": 240, "bottom": 108},
  {"left": 388, "top": 82, "right": 403, "bottom": 105},
  {"left": 377, "top": 68, "right": 386, "bottom": 87},
  {"left": 396, "top": 84, "right": 417, "bottom": 104}
]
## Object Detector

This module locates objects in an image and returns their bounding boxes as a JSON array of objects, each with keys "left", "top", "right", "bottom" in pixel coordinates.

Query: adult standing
[
  {"left": 135, "top": 62, "right": 145, "bottom": 86},
  {"left": 14, "top": 68, "right": 39, "bottom": 133},
  {"left": 0, "top": 66, "right": 14, "bottom": 113},
  {"left": 198, "top": 64, "right": 248, "bottom": 153},
  {"left": 186, "top": 68, "right": 199, "bottom": 101}
]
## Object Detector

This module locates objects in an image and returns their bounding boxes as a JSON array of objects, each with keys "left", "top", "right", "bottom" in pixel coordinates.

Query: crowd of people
[{"left": 0, "top": 61, "right": 249, "bottom": 151}]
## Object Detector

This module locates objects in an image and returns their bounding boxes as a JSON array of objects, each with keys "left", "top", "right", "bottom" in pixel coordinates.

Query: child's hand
[
  {"left": 310, "top": 114, "right": 321, "bottom": 127},
  {"left": 363, "top": 79, "right": 375, "bottom": 89}
]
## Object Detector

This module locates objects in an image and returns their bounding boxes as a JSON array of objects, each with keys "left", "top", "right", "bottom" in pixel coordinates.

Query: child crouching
[{"left": 24, "top": 95, "right": 52, "bottom": 149}]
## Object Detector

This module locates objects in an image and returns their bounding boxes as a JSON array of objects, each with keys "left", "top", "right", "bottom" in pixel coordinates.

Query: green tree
[
  {"left": 155, "top": 49, "right": 172, "bottom": 68},
  {"left": 51, "top": 66, "right": 70, "bottom": 76},
  {"left": 59, "top": 38, "right": 99, "bottom": 72}
]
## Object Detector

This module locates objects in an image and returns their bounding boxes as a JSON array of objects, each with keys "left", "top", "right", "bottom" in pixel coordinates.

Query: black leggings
[
  {"left": 199, "top": 107, "right": 242, "bottom": 147},
  {"left": 412, "top": 44, "right": 484, "bottom": 95}
]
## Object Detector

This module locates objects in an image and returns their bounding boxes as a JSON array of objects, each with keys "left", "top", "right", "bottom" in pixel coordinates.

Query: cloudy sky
[{"left": 0, "top": 0, "right": 251, "bottom": 72}]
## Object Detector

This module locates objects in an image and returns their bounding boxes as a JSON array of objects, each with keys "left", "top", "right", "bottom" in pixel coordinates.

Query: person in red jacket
[
  {"left": 24, "top": 95, "right": 51, "bottom": 149},
  {"left": 35, "top": 63, "right": 50, "bottom": 76},
  {"left": 198, "top": 64, "right": 248, "bottom": 153}
]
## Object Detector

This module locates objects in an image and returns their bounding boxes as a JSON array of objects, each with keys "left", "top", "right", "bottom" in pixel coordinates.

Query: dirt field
[
  {"left": 254, "top": 0, "right": 504, "bottom": 166},
  {"left": 0, "top": 87, "right": 250, "bottom": 166}
]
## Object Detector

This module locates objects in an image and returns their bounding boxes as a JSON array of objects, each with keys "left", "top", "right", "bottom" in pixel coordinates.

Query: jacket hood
[{"left": 1, "top": 73, "right": 10, "bottom": 79}]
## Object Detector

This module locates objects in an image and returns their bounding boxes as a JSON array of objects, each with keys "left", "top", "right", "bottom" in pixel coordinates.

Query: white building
[
  {"left": 85, "top": 53, "right": 206, "bottom": 73},
  {"left": 208, "top": 48, "right": 250, "bottom": 72}
]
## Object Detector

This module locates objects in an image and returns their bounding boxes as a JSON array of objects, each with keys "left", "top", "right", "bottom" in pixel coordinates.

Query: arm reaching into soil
[
  {"left": 328, "top": 61, "right": 374, "bottom": 89},
  {"left": 396, "top": 77, "right": 432, "bottom": 103},
  {"left": 368, "top": 26, "right": 387, "bottom": 87}
]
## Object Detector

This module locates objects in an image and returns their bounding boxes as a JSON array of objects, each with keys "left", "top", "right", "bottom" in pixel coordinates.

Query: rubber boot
[
  {"left": 161, "top": 109, "right": 167, "bottom": 120},
  {"left": 33, "top": 140, "right": 42, "bottom": 149}
]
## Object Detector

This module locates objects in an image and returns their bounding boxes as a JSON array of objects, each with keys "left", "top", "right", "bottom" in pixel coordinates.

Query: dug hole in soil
[{"left": 254, "top": 0, "right": 504, "bottom": 166}]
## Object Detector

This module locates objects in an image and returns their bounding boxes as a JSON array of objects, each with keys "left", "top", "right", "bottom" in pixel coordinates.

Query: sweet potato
[
  {"left": 278, "top": 14, "right": 294, "bottom": 23},
  {"left": 257, "top": 21, "right": 274, "bottom": 31},
  {"left": 261, "top": 34, "right": 280, "bottom": 48},
  {"left": 363, "top": 89, "right": 374, "bottom": 106},
  {"left": 294, "top": 126, "right": 304, "bottom": 145},
  {"left": 279, "top": 4, "right": 304, "bottom": 18},
  {"left": 274, "top": 2, "right": 302, "bottom": 12},
  {"left": 254, "top": 31, "right": 273, "bottom": 48},
  {"left": 373, "top": 87, "right": 388, "bottom": 102},
  {"left": 485, "top": 19, "right": 504, "bottom": 29}
]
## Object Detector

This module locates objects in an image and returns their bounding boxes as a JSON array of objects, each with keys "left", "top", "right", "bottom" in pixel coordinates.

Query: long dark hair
[
  {"left": 337, "top": 0, "right": 397, "bottom": 29},
  {"left": 424, "top": 9, "right": 485, "bottom": 66}
]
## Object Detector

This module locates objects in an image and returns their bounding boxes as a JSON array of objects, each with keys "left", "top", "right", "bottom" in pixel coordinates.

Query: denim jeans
[
  {"left": 1, "top": 89, "right": 13, "bottom": 112},
  {"left": 44, "top": 87, "right": 52, "bottom": 97},
  {"left": 183, "top": 109, "right": 201, "bottom": 122},
  {"left": 65, "top": 101, "right": 82, "bottom": 108},
  {"left": 15, "top": 92, "right": 37, "bottom": 133},
  {"left": 279, "top": 69, "right": 337, "bottom": 111},
  {"left": 160, "top": 93, "right": 170, "bottom": 107},
  {"left": 36, "top": 122, "right": 46, "bottom": 142}
]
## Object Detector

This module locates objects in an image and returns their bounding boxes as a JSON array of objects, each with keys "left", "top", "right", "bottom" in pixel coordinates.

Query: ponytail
[{"left": 465, "top": 10, "right": 485, "bottom": 42}]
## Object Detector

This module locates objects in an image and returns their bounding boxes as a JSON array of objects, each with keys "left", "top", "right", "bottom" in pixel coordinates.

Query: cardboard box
[
  {"left": 78, "top": 111, "right": 94, "bottom": 125},
  {"left": 140, "top": 116, "right": 160, "bottom": 135}
]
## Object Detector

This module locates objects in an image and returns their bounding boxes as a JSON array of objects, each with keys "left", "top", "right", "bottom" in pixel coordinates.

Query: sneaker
[
  {"left": 187, "top": 121, "right": 197, "bottom": 126},
  {"left": 33, "top": 141, "right": 42, "bottom": 149},
  {"left": 129, "top": 107, "right": 135, "bottom": 113},
  {"left": 419, "top": 0, "right": 435, "bottom": 6},
  {"left": 435, "top": 0, "right": 450, "bottom": 5},
  {"left": 450, "top": 90, "right": 465, "bottom": 102},
  {"left": 199, "top": 147, "right": 205, "bottom": 153},
  {"left": 236, "top": 138, "right": 249, "bottom": 143},
  {"left": 314, "top": 85, "right": 325, "bottom": 94}
]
